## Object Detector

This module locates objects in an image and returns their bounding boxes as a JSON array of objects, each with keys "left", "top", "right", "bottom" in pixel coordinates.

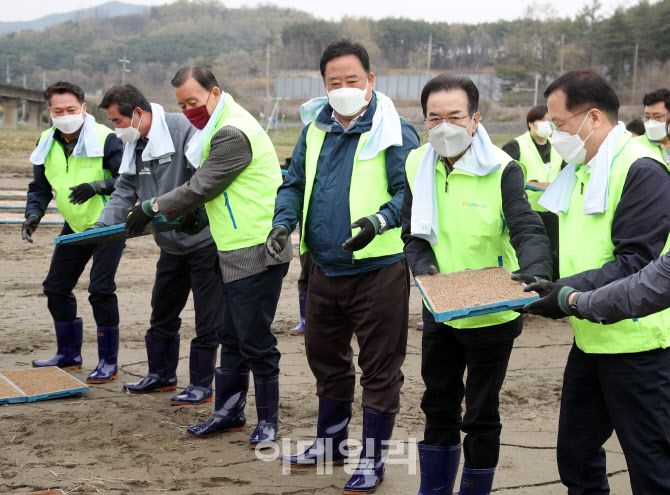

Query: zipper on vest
[
  {"left": 580, "top": 182, "right": 584, "bottom": 195},
  {"left": 444, "top": 178, "right": 449, "bottom": 192}
]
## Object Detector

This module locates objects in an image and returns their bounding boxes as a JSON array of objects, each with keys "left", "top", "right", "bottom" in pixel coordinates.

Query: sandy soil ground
[{"left": 0, "top": 174, "right": 633, "bottom": 495}]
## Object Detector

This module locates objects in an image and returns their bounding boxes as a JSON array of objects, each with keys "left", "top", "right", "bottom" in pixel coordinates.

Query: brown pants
[{"left": 305, "top": 259, "right": 410, "bottom": 414}]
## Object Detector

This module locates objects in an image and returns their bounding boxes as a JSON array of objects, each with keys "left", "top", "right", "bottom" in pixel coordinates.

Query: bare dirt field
[{"left": 0, "top": 142, "right": 632, "bottom": 494}]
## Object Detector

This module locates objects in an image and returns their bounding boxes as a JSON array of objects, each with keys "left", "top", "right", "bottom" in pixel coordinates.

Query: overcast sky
[{"left": 0, "top": 0, "right": 644, "bottom": 23}]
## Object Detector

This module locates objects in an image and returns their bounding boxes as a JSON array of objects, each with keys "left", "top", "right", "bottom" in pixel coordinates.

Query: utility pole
[
  {"left": 560, "top": 34, "right": 565, "bottom": 74},
  {"left": 42, "top": 71, "right": 46, "bottom": 90},
  {"left": 533, "top": 73, "right": 540, "bottom": 106},
  {"left": 5, "top": 61, "right": 10, "bottom": 84},
  {"left": 426, "top": 33, "right": 433, "bottom": 82},
  {"left": 265, "top": 39, "right": 271, "bottom": 122},
  {"left": 632, "top": 43, "right": 639, "bottom": 104},
  {"left": 22, "top": 74, "right": 27, "bottom": 121},
  {"left": 118, "top": 53, "right": 131, "bottom": 84}
]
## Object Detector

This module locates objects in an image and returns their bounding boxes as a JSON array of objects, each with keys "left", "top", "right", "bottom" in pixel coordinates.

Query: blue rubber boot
[
  {"left": 458, "top": 467, "right": 496, "bottom": 495},
  {"left": 282, "top": 397, "right": 351, "bottom": 468},
  {"left": 249, "top": 374, "right": 279, "bottom": 449},
  {"left": 417, "top": 441, "right": 462, "bottom": 494},
  {"left": 290, "top": 292, "right": 307, "bottom": 336},
  {"left": 33, "top": 318, "right": 83, "bottom": 370},
  {"left": 186, "top": 368, "right": 249, "bottom": 438},
  {"left": 87, "top": 326, "right": 119, "bottom": 384},
  {"left": 123, "top": 334, "right": 179, "bottom": 394},
  {"left": 343, "top": 408, "right": 396, "bottom": 494},
  {"left": 170, "top": 345, "right": 217, "bottom": 405}
]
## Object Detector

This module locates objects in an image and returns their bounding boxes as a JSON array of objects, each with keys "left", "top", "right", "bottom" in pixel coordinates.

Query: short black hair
[
  {"left": 99, "top": 85, "right": 151, "bottom": 118},
  {"left": 526, "top": 104, "right": 548, "bottom": 130},
  {"left": 626, "top": 118, "right": 646, "bottom": 136},
  {"left": 171, "top": 65, "right": 219, "bottom": 91},
  {"left": 44, "top": 81, "right": 85, "bottom": 106},
  {"left": 642, "top": 88, "right": 670, "bottom": 112},
  {"left": 544, "top": 69, "right": 619, "bottom": 122},
  {"left": 319, "top": 39, "right": 370, "bottom": 78},
  {"left": 420, "top": 74, "right": 479, "bottom": 118}
]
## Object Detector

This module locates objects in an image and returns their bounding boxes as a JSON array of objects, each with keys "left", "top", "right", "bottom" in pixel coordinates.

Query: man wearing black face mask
[
  {"left": 127, "top": 66, "right": 291, "bottom": 451},
  {"left": 24, "top": 81, "right": 125, "bottom": 385}
]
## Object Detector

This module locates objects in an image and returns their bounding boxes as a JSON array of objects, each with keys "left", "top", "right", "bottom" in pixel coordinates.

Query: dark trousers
[
  {"left": 557, "top": 342, "right": 670, "bottom": 494},
  {"left": 538, "top": 211, "right": 559, "bottom": 281},
  {"left": 421, "top": 306, "right": 522, "bottom": 469},
  {"left": 305, "top": 260, "right": 410, "bottom": 414},
  {"left": 43, "top": 223, "right": 125, "bottom": 327},
  {"left": 147, "top": 242, "right": 223, "bottom": 350},
  {"left": 298, "top": 250, "right": 313, "bottom": 293},
  {"left": 218, "top": 263, "right": 288, "bottom": 378}
]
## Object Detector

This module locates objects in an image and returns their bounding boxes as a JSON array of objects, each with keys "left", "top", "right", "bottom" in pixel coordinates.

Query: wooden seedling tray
[
  {"left": 54, "top": 216, "right": 179, "bottom": 246},
  {"left": 0, "top": 367, "right": 88, "bottom": 405},
  {"left": 415, "top": 266, "right": 539, "bottom": 322}
]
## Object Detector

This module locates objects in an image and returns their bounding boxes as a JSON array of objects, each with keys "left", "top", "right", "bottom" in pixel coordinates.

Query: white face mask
[
  {"left": 428, "top": 118, "right": 475, "bottom": 158},
  {"left": 51, "top": 111, "right": 85, "bottom": 134},
  {"left": 644, "top": 119, "right": 669, "bottom": 141},
  {"left": 115, "top": 112, "right": 142, "bottom": 143},
  {"left": 550, "top": 111, "right": 594, "bottom": 164},
  {"left": 535, "top": 121, "right": 553, "bottom": 139},
  {"left": 328, "top": 81, "right": 371, "bottom": 118}
]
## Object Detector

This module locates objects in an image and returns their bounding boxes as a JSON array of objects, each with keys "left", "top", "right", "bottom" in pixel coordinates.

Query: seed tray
[
  {"left": 0, "top": 212, "right": 64, "bottom": 225},
  {"left": 526, "top": 182, "right": 551, "bottom": 192},
  {"left": 54, "top": 216, "right": 179, "bottom": 245},
  {"left": 0, "top": 367, "right": 88, "bottom": 405},
  {"left": 20, "top": 490, "right": 67, "bottom": 495},
  {"left": 415, "top": 266, "right": 539, "bottom": 322}
]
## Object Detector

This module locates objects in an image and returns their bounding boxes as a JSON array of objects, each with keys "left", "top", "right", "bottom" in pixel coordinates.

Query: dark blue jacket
[{"left": 273, "top": 93, "right": 420, "bottom": 276}]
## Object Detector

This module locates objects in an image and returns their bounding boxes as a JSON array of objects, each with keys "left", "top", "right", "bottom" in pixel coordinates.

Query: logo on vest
[{"left": 462, "top": 201, "right": 487, "bottom": 209}]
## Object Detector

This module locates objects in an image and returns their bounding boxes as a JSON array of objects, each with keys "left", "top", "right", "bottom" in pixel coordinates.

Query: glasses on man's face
[
  {"left": 549, "top": 108, "right": 591, "bottom": 131},
  {"left": 425, "top": 114, "right": 473, "bottom": 129},
  {"left": 641, "top": 112, "right": 670, "bottom": 122}
]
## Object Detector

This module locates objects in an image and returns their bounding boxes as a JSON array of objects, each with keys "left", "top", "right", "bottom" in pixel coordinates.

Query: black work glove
[
  {"left": 22, "top": 214, "right": 40, "bottom": 243},
  {"left": 68, "top": 182, "right": 98, "bottom": 205},
  {"left": 522, "top": 280, "right": 580, "bottom": 319},
  {"left": 176, "top": 207, "right": 209, "bottom": 235},
  {"left": 511, "top": 273, "right": 544, "bottom": 313},
  {"left": 125, "top": 201, "right": 155, "bottom": 235},
  {"left": 265, "top": 226, "right": 289, "bottom": 261},
  {"left": 342, "top": 215, "right": 379, "bottom": 252}
]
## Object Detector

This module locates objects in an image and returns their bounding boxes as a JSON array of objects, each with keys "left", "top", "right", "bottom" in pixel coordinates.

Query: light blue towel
[
  {"left": 539, "top": 122, "right": 627, "bottom": 214},
  {"left": 119, "top": 103, "right": 175, "bottom": 175},
  {"left": 30, "top": 114, "right": 104, "bottom": 165},
  {"left": 300, "top": 91, "right": 403, "bottom": 160},
  {"left": 410, "top": 124, "right": 501, "bottom": 245},
  {"left": 185, "top": 93, "right": 227, "bottom": 169}
]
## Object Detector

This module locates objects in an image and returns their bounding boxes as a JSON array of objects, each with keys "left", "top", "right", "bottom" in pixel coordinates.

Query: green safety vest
[
  {"left": 514, "top": 131, "right": 562, "bottom": 212},
  {"left": 300, "top": 122, "right": 405, "bottom": 260},
  {"left": 41, "top": 123, "right": 113, "bottom": 233},
  {"left": 634, "top": 134, "right": 667, "bottom": 166},
  {"left": 560, "top": 131, "right": 670, "bottom": 354},
  {"left": 202, "top": 94, "right": 281, "bottom": 252},
  {"left": 405, "top": 144, "right": 520, "bottom": 329}
]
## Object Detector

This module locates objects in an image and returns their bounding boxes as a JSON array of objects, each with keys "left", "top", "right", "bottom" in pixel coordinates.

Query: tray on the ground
[
  {"left": 415, "top": 266, "right": 539, "bottom": 322},
  {"left": 526, "top": 182, "right": 551, "bottom": 192},
  {"left": 0, "top": 200, "right": 57, "bottom": 211},
  {"left": 0, "top": 367, "right": 88, "bottom": 405},
  {"left": 54, "top": 216, "right": 179, "bottom": 245},
  {"left": 0, "top": 212, "right": 64, "bottom": 225},
  {"left": 19, "top": 490, "right": 67, "bottom": 495}
]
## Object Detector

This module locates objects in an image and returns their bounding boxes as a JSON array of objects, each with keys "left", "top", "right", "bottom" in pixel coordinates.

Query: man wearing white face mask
[
  {"left": 23, "top": 81, "right": 125, "bottom": 384},
  {"left": 635, "top": 88, "right": 670, "bottom": 167},
  {"left": 267, "top": 39, "right": 420, "bottom": 494},
  {"left": 96, "top": 85, "right": 224, "bottom": 406},
  {"left": 401, "top": 74, "right": 551, "bottom": 495},
  {"left": 535, "top": 69, "right": 670, "bottom": 494},
  {"left": 503, "top": 104, "right": 564, "bottom": 280}
]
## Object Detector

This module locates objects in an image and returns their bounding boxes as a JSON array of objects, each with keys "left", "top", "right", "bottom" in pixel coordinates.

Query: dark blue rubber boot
[
  {"left": 417, "top": 441, "right": 462, "bottom": 494},
  {"left": 290, "top": 292, "right": 307, "bottom": 336},
  {"left": 459, "top": 467, "right": 496, "bottom": 495},
  {"left": 33, "top": 318, "right": 83, "bottom": 370},
  {"left": 343, "top": 408, "right": 396, "bottom": 494},
  {"left": 170, "top": 345, "right": 217, "bottom": 405},
  {"left": 249, "top": 374, "right": 279, "bottom": 449},
  {"left": 282, "top": 397, "right": 351, "bottom": 468},
  {"left": 186, "top": 368, "right": 249, "bottom": 438},
  {"left": 87, "top": 326, "right": 119, "bottom": 384},
  {"left": 122, "top": 334, "right": 179, "bottom": 394}
]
